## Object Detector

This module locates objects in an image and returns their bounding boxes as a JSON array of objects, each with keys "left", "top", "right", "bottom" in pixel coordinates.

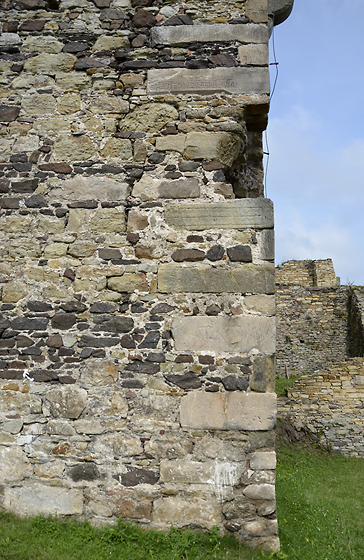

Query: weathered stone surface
[
  {"left": 56, "top": 72, "right": 91, "bottom": 90},
  {"left": 260, "top": 229, "right": 275, "bottom": 260},
  {"left": 172, "top": 249, "right": 205, "bottom": 262},
  {"left": 153, "top": 497, "right": 221, "bottom": 529},
  {"left": 91, "top": 208, "right": 126, "bottom": 233},
  {"left": 180, "top": 391, "right": 277, "bottom": 431},
  {"left": 2, "top": 281, "right": 27, "bottom": 303},
  {"left": 68, "top": 463, "right": 99, "bottom": 482},
  {"left": 165, "top": 372, "right": 202, "bottom": 389},
  {"left": 227, "top": 245, "right": 252, "bottom": 262},
  {"left": 58, "top": 93, "right": 81, "bottom": 115},
  {"left": 158, "top": 264, "right": 275, "bottom": 295},
  {"left": 238, "top": 44, "right": 269, "bottom": 66},
  {"left": 21, "top": 36, "right": 64, "bottom": 54},
  {"left": 108, "top": 274, "right": 148, "bottom": 292},
  {"left": 49, "top": 176, "right": 128, "bottom": 203},
  {"left": 147, "top": 68, "right": 269, "bottom": 96},
  {"left": 132, "top": 175, "right": 200, "bottom": 201},
  {"left": 165, "top": 199, "right": 274, "bottom": 230},
  {"left": 144, "top": 435, "right": 193, "bottom": 459},
  {"left": 81, "top": 362, "right": 118, "bottom": 385},
  {"left": 45, "top": 386, "right": 87, "bottom": 419},
  {"left": 101, "top": 138, "right": 132, "bottom": 160},
  {"left": 53, "top": 134, "right": 97, "bottom": 162},
  {"left": 250, "top": 451, "right": 276, "bottom": 470},
  {"left": 93, "top": 36, "right": 130, "bottom": 51},
  {"left": 24, "top": 53, "right": 76, "bottom": 74},
  {"left": 89, "top": 95, "right": 129, "bottom": 115},
  {"left": 160, "top": 459, "right": 243, "bottom": 487},
  {"left": 119, "top": 103, "right": 178, "bottom": 132},
  {"left": 21, "top": 93, "right": 57, "bottom": 116},
  {"left": 92, "top": 433, "right": 142, "bottom": 459},
  {"left": 243, "top": 484, "right": 275, "bottom": 500},
  {"left": 151, "top": 23, "right": 268, "bottom": 46},
  {"left": 269, "top": 0, "right": 294, "bottom": 26},
  {"left": 250, "top": 355, "right": 275, "bottom": 392},
  {"left": 0, "top": 104, "right": 20, "bottom": 122},
  {"left": 116, "top": 467, "right": 159, "bottom": 486},
  {"left": 0, "top": 447, "right": 33, "bottom": 483},
  {"left": 47, "top": 419, "right": 75, "bottom": 436},
  {"left": 4, "top": 485, "right": 83, "bottom": 516}
]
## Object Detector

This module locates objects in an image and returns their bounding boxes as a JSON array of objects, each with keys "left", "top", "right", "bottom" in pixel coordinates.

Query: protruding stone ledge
[
  {"left": 171, "top": 316, "right": 276, "bottom": 353},
  {"left": 180, "top": 391, "right": 277, "bottom": 431},
  {"left": 151, "top": 23, "right": 268, "bottom": 46},
  {"left": 147, "top": 68, "right": 270, "bottom": 96},
  {"left": 158, "top": 263, "right": 275, "bottom": 294},
  {"left": 165, "top": 199, "right": 274, "bottom": 231}
]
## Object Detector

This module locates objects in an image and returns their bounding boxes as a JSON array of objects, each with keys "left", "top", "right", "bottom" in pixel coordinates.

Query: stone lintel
[
  {"left": 165, "top": 199, "right": 274, "bottom": 231},
  {"left": 147, "top": 67, "right": 270, "bottom": 96},
  {"left": 158, "top": 264, "right": 275, "bottom": 295},
  {"left": 180, "top": 391, "right": 277, "bottom": 431},
  {"left": 171, "top": 316, "right": 276, "bottom": 354},
  {"left": 151, "top": 23, "right": 268, "bottom": 46}
]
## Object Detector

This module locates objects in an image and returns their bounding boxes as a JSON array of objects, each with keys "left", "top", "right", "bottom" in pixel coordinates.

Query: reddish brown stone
[
  {"left": 39, "top": 163, "right": 72, "bottom": 174},
  {"left": 52, "top": 442, "right": 71, "bottom": 455},
  {"left": 133, "top": 9, "right": 155, "bottom": 27},
  {"left": 19, "top": 20, "right": 45, "bottom": 31},
  {"left": 172, "top": 249, "right": 205, "bottom": 262},
  {"left": 202, "top": 161, "right": 223, "bottom": 171},
  {"left": 117, "top": 499, "right": 152, "bottom": 520}
]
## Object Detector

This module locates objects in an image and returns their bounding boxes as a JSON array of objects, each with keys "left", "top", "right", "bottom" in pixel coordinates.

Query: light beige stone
[
  {"left": 58, "top": 93, "right": 81, "bottom": 115},
  {"left": 0, "top": 391, "right": 42, "bottom": 416},
  {"left": 45, "top": 386, "right": 87, "bottom": 419},
  {"left": 165, "top": 199, "right": 274, "bottom": 231},
  {"left": 53, "top": 134, "right": 97, "bottom": 161},
  {"left": 73, "top": 419, "right": 104, "bottom": 435},
  {"left": 0, "top": 447, "right": 33, "bottom": 483},
  {"left": 11, "top": 74, "right": 55, "bottom": 90},
  {"left": 160, "top": 459, "right": 243, "bottom": 486},
  {"left": 24, "top": 53, "right": 76, "bottom": 74},
  {"left": 243, "top": 484, "right": 275, "bottom": 500},
  {"left": 47, "top": 419, "right": 76, "bottom": 436},
  {"left": 50, "top": 176, "right": 128, "bottom": 204},
  {"left": 153, "top": 497, "right": 221, "bottom": 529},
  {"left": 21, "top": 93, "right": 57, "bottom": 116},
  {"left": 151, "top": 23, "right": 268, "bottom": 45},
  {"left": 44, "top": 243, "right": 68, "bottom": 258},
  {"left": 93, "top": 36, "right": 130, "bottom": 51},
  {"left": 108, "top": 274, "right": 148, "bottom": 293},
  {"left": 250, "top": 451, "right": 276, "bottom": 470},
  {"left": 90, "top": 208, "right": 126, "bottom": 233},
  {"left": 4, "top": 485, "right": 83, "bottom": 516},
  {"left": 101, "top": 138, "right": 132, "bottom": 160},
  {"left": 88, "top": 95, "right": 129, "bottom": 115},
  {"left": 127, "top": 208, "right": 148, "bottom": 232},
  {"left": 21, "top": 36, "right": 64, "bottom": 54},
  {"left": 158, "top": 263, "right": 275, "bottom": 295},
  {"left": 81, "top": 362, "right": 118, "bottom": 386},
  {"left": 9, "top": 240, "right": 41, "bottom": 259},
  {"left": 119, "top": 103, "right": 178, "bottom": 133},
  {"left": 2, "top": 281, "right": 27, "bottom": 303},
  {"left": 34, "top": 462, "right": 65, "bottom": 479},
  {"left": 92, "top": 433, "right": 142, "bottom": 459},
  {"left": 181, "top": 392, "right": 277, "bottom": 431},
  {"left": 119, "top": 73, "right": 144, "bottom": 89},
  {"left": 147, "top": 67, "right": 270, "bottom": 96},
  {"left": 245, "top": 295, "right": 275, "bottom": 315},
  {"left": 56, "top": 72, "right": 92, "bottom": 90},
  {"left": 35, "top": 117, "right": 70, "bottom": 135},
  {"left": 238, "top": 44, "right": 269, "bottom": 66},
  {"left": 68, "top": 240, "right": 97, "bottom": 258},
  {"left": 246, "top": 0, "right": 269, "bottom": 23}
]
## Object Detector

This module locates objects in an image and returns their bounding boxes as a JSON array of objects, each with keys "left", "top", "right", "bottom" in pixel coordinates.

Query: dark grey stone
[{"left": 164, "top": 372, "right": 202, "bottom": 389}]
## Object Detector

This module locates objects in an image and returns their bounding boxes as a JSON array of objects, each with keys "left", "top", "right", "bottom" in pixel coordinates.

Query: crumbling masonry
[{"left": 0, "top": 0, "right": 293, "bottom": 551}]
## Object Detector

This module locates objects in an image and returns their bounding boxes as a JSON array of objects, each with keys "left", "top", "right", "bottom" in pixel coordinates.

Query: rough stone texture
[{"left": 0, "top": 0, "right": 280, "bottom": 550}]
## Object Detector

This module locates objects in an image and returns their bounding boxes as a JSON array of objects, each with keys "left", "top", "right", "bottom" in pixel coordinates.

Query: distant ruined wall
[
  {"left": 0, "top": 0, "right": 293, "bottom": 551},
  {"left": 278, "top": 358, "right": 364, "bottom": 457},
  {"left": 276, "top": 260, "right": 348, "bottom": 377}
]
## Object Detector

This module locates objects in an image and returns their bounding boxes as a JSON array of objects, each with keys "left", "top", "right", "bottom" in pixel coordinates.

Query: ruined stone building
[{"left": 0, "top": 0, "right": 293, "bottom": 551}]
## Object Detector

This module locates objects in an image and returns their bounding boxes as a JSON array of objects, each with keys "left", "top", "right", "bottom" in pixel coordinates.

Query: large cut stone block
[
  {"left": 180, "top": 392, "right": 277, "bottom": 431},
  {"left": 49, "top": 176, "right": 129, "bottom": 203},
  {"left": 171, "top": 316, "right": 275, "bottom": 353},
  {"left": 165, "top": 199, "right": 274, "bottom": 231},
  {"left": 4, "top": 485, "right": 83, "bottom": 516},
  {"left": 153, "top": 496, "right": 221, "bottom": 529},
  {"left": 158, "top": 264, "right": 275, "bottom": 295},
  {"left": 147, "top": 67, "right": 269, "bottom": 96},
  {"left": 151, "top": 23, "right": 268, "bottom": 46}
]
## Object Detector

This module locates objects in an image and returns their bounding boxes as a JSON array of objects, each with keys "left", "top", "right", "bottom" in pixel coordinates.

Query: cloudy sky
[{"left": 266, "top": 0, "right": 364, "bottom": 285}]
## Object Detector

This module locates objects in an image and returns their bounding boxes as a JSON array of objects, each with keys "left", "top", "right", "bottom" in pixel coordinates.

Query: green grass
[
  {"left": 275, "top": 375, "right": 299, "bottom": 397},
  {"left": 1, "top": 444, "right": 364, "bottom": 560}
]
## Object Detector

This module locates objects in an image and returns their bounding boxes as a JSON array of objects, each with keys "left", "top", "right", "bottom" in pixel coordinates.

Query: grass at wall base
[{"left": 1, "top": 442, "right": 363, "bottom": 560}]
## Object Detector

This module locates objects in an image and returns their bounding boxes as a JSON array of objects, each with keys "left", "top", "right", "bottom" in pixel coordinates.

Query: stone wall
[
  {"left": 0, "top": 0, "right": 286, "bottom": 551},
  {"left": 348, "top": 288, "right": 364, "bottom": 358},
  {"left": 276, "top": 260, "right": 348, "bottom": 377},
  {"left": 278, "top": 358, "right": 364, "bottom": 457}
]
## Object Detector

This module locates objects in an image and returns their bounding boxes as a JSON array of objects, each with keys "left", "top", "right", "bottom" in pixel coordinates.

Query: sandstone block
[
  {"left": 73, "top": 420, "right": 104, "bottom": 435},
  {"left": 21, "top": 93, "right": 56, "bottom": 116},
  {"left": 24, "top": 53, "right": 76, "bottom": 74},
  {"left": 50, "top": 176, "right": 128, "bottom": 204},
  {"left": 132, "top": 175, "right": 200, "bottom": 201},
  {"left": 0, "top": 447, "right": 33, "bottom": 483},
  {"left": 165, "top": 199, "right": 274, "bottom": 231},
  {"left": 58, "top": 93, "right": 81, "bottom": 115},
  {"left": 119, "top": 102, "right": 178, "bottom": 132},
  {"left": 260, "top": 229, "right": 275, "bottom": 260},
  {"left": 2, "top": 281, "right": 27, "bottom": 303},
  {"left": 88, "top": 95, "right": 129, "bottom": 115},
  {"left": 180, "top": 392, "right": 277, "bottom": 431},
  {"left": 56, "top": 72, "right": 92, "bottom": 90},
  {"left": 93, "top": 35, "right": 130, "bottom": 51},
  {"left": 101, "top": 138, "right": 132, "bottom": 160},
  {"left": 68, "top": 240, "right": 97, "bottom": 258},
  {"left": 92, "top": 433, "right": 142, "bottom": 459},
  {"left": 158, "top": 264, "right": 275, "bottom": 295},
  {"left": 244, "top": 295, "right": 275, "bottom": 315},
  {"left": 250, "top": 451, "right": 276, "bottom": 470},
  {"left": 47, "top": 419, "right": 75, "bottom": 436},
  {"left": 9, "top": 240, "right": 41, "bottom": 259},
  {"left": 151, "top": 23, "right": 268, "bottom": 46},
  {"left": 246, "top": 0, "right": 269, "bottom": 23},
  {"left": 147, "top": 68, "right": 270, "bottom": 96},
  {"left": 160, "top": 459, "right": 243, "bottom": 487},
  {"left": 153, "top": 497, "right": 221, "bottom": 529},
  {"left": 127, "top": 208, "right": 148, "bottom": 232},
  {"left": 90, "top": 208, "right": 126, "bottom": 233},
  {"left": 45, "top": 386, "right": 87, "bottom": 419},
  {"left": 250, "top": 355, "right": 276, "bottom": 392},
  {"left": 81, "top": 362, "right": 118, "bottom": 386},
  {"left": 243, "top": 484, "right": 275, "bottom": 500},
  {"left": 4, "top": 485, "right": 83, "bottom": 516},
  {"left": 53, "top": 134, "right": 97, "bottom": 162},
  {"left": 238, "top": 44, "right": 269, "bottom": 66},
  {"left": 108, "top": 274, "right": 148, "bottom": 293},
  {"left": 144, "top": 435, "right": 193, "bottom": 459},
  {"left": 21, "top": 36, "right": 64, "bottom": 54}
]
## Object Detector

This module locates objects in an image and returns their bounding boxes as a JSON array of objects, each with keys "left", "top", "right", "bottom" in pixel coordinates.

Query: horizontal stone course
[{"left": 151, "top": 23, "right": 268, "bottom": 46}]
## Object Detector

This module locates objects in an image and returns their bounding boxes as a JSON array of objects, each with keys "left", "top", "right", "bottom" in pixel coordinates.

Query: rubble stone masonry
[{"left": 0, "top": 0, "right": 293, "bottom": 551}]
